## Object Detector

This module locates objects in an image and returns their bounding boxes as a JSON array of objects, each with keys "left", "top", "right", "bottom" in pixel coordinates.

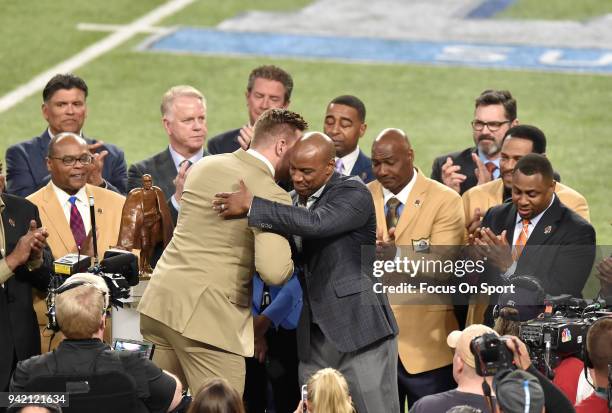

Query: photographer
[
  {"left": 494, "top": 369, "right": 545, "bottom": 413},
  {"left": 10, "top": 273, "right": 183, "bottom": 413},
  {"left": 410, "top": 325, "right": 499, "bottom": 413},
  {"left": 575, "top": 317, "right": 612, "bottom": 413}
]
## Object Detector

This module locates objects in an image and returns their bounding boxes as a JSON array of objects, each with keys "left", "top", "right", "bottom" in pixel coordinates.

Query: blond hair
[
  {"left": 160, "top": 85, "right": 206, "bottom": 117},
  {"left": 307, "top": 368, "right": 354, "bottom": 413},
  {"left": 56, "top": 274, "right": 108, "bottom": 339}
]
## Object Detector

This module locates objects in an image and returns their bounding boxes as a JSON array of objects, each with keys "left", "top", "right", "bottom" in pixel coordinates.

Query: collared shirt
[
  {"left": 477, "top": 149, "right": 501, "bottom": 179},
  {"left": 168, "top": 144, "right": 204, "bottom": 172},
  {"left": 246, "top": 149, "right": 275, "bottom": 177},
  {"left": 52, "top": 182, "right": 92, "bottom": 235},
  {"left": 168, "top": 145, "right": 205, "bottom": 210},
  {"left": 511, "top": 194, "right": 556, "bottom": 246},
  {"left": 335, "top": 146, "right": 360, "bottom": 176},
  {"left": 381, "top": 168, "right": 418, "bottom": 218},
  {"left": 47, "top": 128, "right": 83, "bottom": 140},
  {"left": 298, "top": 184, "right": 326, "bottom": 209}
]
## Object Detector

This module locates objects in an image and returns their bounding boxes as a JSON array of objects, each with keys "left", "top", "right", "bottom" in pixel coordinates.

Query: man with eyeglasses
[
  {"left": 431, "top": 90, "right": 518, "bottom": 195},
  {"left": 5, "top": 73, "right": 127, "bottom": 197},
  {"left": 27, "top": 132, "right": 125, "bottom": 352}
]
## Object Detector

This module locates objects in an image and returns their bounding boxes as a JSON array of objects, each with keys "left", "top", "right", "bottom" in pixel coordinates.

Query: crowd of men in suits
[{"left": 0, "top": 66, "right": 608, "bottom": 413}]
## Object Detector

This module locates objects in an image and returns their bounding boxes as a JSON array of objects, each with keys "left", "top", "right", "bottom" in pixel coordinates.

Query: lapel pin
[
  {"left": 8, "top": 218, "right": 15, "bottom": 227},
  {"left": 544, "top": 225, "right": 552, "bottom": 234},
  {"left": 97, "top": 208, "right": 103, "bottom": 214},
  {"left": 414, "top": 199, "right": 421, "bottom": 207}
]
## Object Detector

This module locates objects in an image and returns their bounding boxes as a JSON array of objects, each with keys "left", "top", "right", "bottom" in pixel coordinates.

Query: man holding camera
[
  {"left": 10, "top": 273, "right": 183, "bottom": 413},
  {"left": 410, "top": 324, "right": 575, "bottom": 413}
]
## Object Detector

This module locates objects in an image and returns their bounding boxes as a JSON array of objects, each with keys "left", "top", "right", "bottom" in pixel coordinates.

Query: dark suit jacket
[
  {"left": 431, "top": 147, "right": 479, "bottom": 195},
  {"left": 207, "top": 128, "right": 242, "bottom": 155},
  {"left": 350, "top": 149, "right": 375, "bottom": 184},
  {"left": 6, "top": 129, "right": 127, "bottom": 197},
  {"left": 431, "top": 146, "right": 561, "bottom": 195},
  {"left": 128, "top": 148, "right": 182, "bottom": 224},
  {"left": 0, "top": 194, "right": 54, "bottom": 391},
  {"left": 248, "top": 173, "right": 398, "bottom": 360},
  {"left": 481, "top": 195, "right": 596, "bottom": 298}
]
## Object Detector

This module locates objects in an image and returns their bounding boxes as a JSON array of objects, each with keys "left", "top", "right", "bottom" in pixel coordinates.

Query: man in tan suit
[
  {"left": 463, "top": 124, "right": 589, "bottom": 228},
  {"left": 138, "top": 109, "right": 307, "bottom": 395},
  {"left": 27, "top": 132, "right": 125, "bottom": 351},
  {"left": 368, "top": 129, "right": 465, "bottom": 411}
]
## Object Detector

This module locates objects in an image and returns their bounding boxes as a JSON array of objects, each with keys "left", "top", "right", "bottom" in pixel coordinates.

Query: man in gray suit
[
  {"left": 215, "top": 133, "right": 400, "bottom": 413},
  {"left": 128, "top": 85, "right": 208, "bottom": 224}
]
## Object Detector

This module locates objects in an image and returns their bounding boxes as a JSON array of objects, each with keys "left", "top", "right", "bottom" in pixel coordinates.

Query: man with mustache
[{"left": 431, "top": 90, "right": 518, "bottom": 194}]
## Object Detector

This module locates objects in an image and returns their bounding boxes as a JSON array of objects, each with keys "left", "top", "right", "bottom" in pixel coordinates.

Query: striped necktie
[
  {"left": 335, "top": 158, "right": 344, "bottom": 174},
  {"left": 385, "top": 198, "right": 401, "bottom": 231},
  {"left": 69, "top": 196, "right": 87, "bottom": 248}
]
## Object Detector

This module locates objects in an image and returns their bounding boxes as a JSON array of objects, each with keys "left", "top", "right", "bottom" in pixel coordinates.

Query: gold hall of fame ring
[{"left": 0, "top": 392, "right": 69, "bottom": 407}]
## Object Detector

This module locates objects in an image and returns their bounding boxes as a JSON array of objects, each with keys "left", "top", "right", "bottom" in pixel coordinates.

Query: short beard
[{"left": 477, "top": 137, "right": 500, "bottom": 157}]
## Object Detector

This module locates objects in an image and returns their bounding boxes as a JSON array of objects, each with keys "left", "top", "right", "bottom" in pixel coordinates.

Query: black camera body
[{"left": 470, "top": 333, "right": 515, "bottom": 377}]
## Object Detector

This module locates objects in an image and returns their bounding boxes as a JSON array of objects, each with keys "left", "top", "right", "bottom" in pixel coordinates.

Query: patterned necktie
[
  {"left": 69, "top": 196, "right": 87, "bottom": 248},
  {"left": 179, "top": 159, "right": 193, "bottom": 170},
  {"left": 335, "top": 158, "right": 344, "bottom": 174},
  {"left": 385, "top": 198, "right": 401, "bottom": 231},
  {"left": 485, "top": 162, "right": 498, "bottom": 176},
  {"left": 512, "top": 219, "right": 530, "bottom": 261}
]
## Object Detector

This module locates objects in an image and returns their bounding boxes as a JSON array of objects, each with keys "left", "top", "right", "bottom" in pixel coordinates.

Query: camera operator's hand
[{"left": 503, "top": 335, "right": 532, "bottom": 370}]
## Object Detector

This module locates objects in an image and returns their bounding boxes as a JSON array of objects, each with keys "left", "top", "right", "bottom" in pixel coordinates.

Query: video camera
[
  {"left": 519, "top": 294, "right": 611, "bottom": 378},
  {"left": 46, "top": 249, "right": 139, "bottom": 332}
]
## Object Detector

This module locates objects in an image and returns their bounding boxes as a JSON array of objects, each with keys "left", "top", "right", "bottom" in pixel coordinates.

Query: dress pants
[
  {"left": 298, "top": 323, "right": 399, "bottom": 413},
  {"left": 243, "top": 327, "right": 300, "bottom": 413},
  {"left": 140, "top": 314, "right": 245, "bottom": 395}
]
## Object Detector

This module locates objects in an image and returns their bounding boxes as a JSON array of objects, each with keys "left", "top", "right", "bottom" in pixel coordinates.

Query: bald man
[
  {"left": 214, "top": 133, "right": 399, "bottom": 413},
  {"left": 368, "top": 129, "right": 465, "bottom": 411}
]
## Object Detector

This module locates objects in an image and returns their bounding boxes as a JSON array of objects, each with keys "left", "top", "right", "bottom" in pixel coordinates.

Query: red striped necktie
[{"left": 69, "top": 196, "right": 87, "bottom": 248}]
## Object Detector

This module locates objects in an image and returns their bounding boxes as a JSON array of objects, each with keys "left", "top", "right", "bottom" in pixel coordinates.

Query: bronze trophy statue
[{"left": 117, "top": 174, "right": 174, "bottom": 276}]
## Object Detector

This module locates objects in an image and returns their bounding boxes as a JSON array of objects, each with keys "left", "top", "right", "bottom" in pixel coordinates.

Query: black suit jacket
[
  {"left": 481, "top": 195, "right": 596, "bottom": 297},
  {"left": 0, "top": 194, "right": 54, "bottom": 391},
  {"left": 6, "top": 129, "right": 127, "bottom": 197},
  {"left": 248, "top": 173, "right": 398, "bottom": 359},
  {"left": 350, "top": 149, "right": 375, "bottom": 184},
  {"left": 127, "top": 148, "right": 184, "bottom": 224},
  {"left": 207, "top": 128, "right": 242, "bottom": 155}
]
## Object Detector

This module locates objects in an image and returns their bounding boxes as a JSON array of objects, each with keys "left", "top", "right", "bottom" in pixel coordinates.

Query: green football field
[{"left": 0, "top": 0, "right": 610, "bottom": 294}]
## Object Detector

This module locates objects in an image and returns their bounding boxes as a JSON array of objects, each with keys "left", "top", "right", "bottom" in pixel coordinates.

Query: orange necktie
[
  {"left": 485, "top": 162, "right": 498, "bottom": 175},
  {"left": 512, "top": 219, "right": 530, "bottom": 260}
]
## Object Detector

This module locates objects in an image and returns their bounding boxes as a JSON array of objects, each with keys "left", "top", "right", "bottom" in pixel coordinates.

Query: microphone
[
  {"left": 89, "top": 196, "right": 99, "bottom": 265},
  {"left": 100, "top": 250, "right": 139, "bottom": 286}
]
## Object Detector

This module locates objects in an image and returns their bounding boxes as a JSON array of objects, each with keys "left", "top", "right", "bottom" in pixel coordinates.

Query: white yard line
[
  {"left": 0, "top": 0, "right": 194, "bottom": 114},
  {"left": 77, "top": 22, "right": 172, "bottom": 35}
]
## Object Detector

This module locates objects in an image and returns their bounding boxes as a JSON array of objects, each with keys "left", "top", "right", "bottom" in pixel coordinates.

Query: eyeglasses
[
  {"left": 471, "top": 120, "right": 511, "bottom": 132},
  {"left": 49, "top": 154, "right": 93, "bottom": 166}
]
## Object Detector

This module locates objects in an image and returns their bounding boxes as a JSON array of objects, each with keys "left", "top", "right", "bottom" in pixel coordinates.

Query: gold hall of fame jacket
[{"left": 368, "top": 169, "right": 465, "bottom": 374}]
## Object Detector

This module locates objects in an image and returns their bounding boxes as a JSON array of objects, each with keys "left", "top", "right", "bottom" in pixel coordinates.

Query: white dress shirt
[
  {"left": 335, "top": 146, "right": 360, "bottom": 176},
  {"left": 51, "top": 182, "right": 92, "bottom": 235}
]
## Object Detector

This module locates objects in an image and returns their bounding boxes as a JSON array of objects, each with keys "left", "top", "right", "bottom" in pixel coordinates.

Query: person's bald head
[
  {"left": 290, "top": 132, "right": 336, "bottom": 200},
  {"left": 371, "top": 128, "right": 415, "bottom": 194},
  {"left": 47, "top": 132, "right": 92, "bottom": 195}
]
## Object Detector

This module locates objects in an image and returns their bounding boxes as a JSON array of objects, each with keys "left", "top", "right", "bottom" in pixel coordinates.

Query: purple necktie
[
  {"left": 69, "top": 196, "right": 86, "bottom": 248},
  {"left": 335, "top": 158, "right": 344, "bottom": 174}
]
